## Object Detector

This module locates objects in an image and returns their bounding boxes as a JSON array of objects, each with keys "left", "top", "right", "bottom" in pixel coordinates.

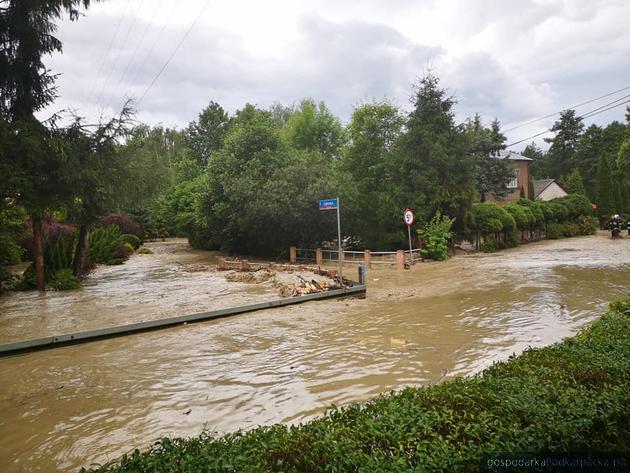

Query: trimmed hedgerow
[{"left": 82, "top": 296, "right": 630, "bottom": 473}]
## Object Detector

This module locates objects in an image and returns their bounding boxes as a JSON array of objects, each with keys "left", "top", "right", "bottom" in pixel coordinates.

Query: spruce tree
[
  {"left": 0, "top": 0, "right": 98, "bottom": 290},
  {"left": 596, "top": 156, "right": 614, "bottom": 218}
]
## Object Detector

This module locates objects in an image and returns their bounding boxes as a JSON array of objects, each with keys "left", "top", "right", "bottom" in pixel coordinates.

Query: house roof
[
  {"left": 533, "top": 179, "right": 556, "bottom": 198},
  {"left": 491, "top": 150, "right": 533, "bottom": 161}
]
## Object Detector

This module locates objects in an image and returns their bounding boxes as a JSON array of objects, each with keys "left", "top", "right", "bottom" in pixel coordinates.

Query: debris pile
[{"left": 218, "top": 259, "right": 351, "bottom": 298}]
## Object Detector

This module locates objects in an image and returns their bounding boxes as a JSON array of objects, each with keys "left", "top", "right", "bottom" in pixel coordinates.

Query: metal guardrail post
[{"left": 358, "top": 263, "right": 366, "bottom": 285}]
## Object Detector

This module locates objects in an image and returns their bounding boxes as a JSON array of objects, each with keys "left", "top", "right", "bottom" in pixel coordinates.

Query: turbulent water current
[{"left": 0, "top": 235, "right": 628, "bottom": 472}]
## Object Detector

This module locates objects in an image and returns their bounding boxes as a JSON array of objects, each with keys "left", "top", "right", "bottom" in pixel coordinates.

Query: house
[
  {"left": 532, "top": 179, "right": 568, "bottom": 201},
  {"left": 484, "top": 150, "right": 532, "bottom": 203}
]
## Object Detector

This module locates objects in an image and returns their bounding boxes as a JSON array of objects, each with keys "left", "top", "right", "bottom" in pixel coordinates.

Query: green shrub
[
  {"left": 482, "top": 237, "right": 502, "bottom": 252},
  {"left": 578, "top": 215, "right": 598, "bottom": 235},
  {"left": 13, "top": 228, "right": 77, "bottom": 290},
  {"left": 88, "top": 225, "right": 123, "bottom": 265},
  {"left": 562, "top": 223, "right": 579, "bottom": 237},
  {"left": 504, "top": 229, "right": 521, "bottom": 248},
  {"left": 81, "top": 298, "right": 630, "bottom": 473},
  {"left": 120, "top": 234, "right": 141, "bottom": 250},
  {"left": 137, "top": 247, "right": 154, "bottom": 254},
  {"left": 609, "top": 295, "right": 630, "bottom": 314},
  {"left": 0, "top": 266, "right": 19, "bottom": 295},
  {"left": 546, "top": 223, "right": 563, "bottom": 239},
  {"left": 417, "top": 211, "right": 454, "bottom": 261},
  {"left": 48, "top": 269, "right": 80, "bottom": 290}
]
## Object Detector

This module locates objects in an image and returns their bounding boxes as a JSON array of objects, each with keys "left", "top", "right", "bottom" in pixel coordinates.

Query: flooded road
[{"left": 0, "top": 234, "right": 629, "bottom": 472}]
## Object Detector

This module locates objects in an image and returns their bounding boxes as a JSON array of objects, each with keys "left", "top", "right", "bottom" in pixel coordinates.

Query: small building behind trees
[{"left": 533, "top": 179, "right": 568, "bottom": 201}]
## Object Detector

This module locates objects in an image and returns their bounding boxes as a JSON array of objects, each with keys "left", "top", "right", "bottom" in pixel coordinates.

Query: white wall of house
[{"left": 536, "top": 183, "right": 568, "bottom": 201}]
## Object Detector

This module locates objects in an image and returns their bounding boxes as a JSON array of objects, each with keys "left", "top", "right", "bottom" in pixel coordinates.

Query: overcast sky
[{"left": 42, "top": 0, "right": 630, "bottom": 150}]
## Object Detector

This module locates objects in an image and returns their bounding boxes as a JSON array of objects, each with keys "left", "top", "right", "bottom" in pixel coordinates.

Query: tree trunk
[
  {"left": 72, "top": 224, "right": 91, "bottom": 278},
  {"left": 32, "top": 215, "right": 45, "bottom": 291}
]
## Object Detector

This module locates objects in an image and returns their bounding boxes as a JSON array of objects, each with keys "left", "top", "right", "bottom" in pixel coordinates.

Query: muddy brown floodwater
[{"left": 0, "top": 235, "right": 629, "bottom": 472}]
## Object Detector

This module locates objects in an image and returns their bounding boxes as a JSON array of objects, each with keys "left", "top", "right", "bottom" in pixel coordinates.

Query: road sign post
[
  {"left": 319, "top": 197, "right": 343, "bottom": 284},
  {"left": 403, "top": 209, "right": 415, "bottom": 266}
]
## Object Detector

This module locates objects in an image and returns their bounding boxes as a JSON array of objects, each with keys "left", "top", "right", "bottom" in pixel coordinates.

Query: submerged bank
[{"left": 85, "top": 296, "right": 630, "bottom": 472}]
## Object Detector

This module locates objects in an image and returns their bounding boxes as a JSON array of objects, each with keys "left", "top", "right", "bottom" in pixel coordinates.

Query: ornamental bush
[{"left": 417, "top": 211, "right": 454, "bottom": 261}]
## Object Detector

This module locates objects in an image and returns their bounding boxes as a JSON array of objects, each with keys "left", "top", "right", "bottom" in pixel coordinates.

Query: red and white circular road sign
[{"left": 403, "top": 208, "right": 415, "bottom": 226}]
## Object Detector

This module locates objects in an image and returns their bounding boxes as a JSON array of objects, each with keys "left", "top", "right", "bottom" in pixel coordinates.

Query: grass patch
[{"left": 83, "top": 296, "right": 630, "bottom": 472}]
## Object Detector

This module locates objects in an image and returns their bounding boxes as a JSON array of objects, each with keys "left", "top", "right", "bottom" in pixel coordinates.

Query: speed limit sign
[{"left": 403, "top": 208, "right": 414, "bottom": 226}]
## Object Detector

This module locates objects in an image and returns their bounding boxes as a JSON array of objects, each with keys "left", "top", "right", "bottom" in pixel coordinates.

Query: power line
[
  {"left": 86, "top": 0, "right": 131, "bottom": 102},
  {"left": 105, "top": 0, "right": 164, "bottom": 111},
  {"left": 503, "top": 85, "right": 630, "bottom": 132},
  {"left": 506, "top": 98, "right": 630, "bottom": 148},
  {"left": 127, "top": 0, "right": 182, "bottom": 95},
  {"left": 137, "top": 0, "right": 211, "bottom": 105},
  {"left": 94, "top": 0, "right": 146, "bottom": 110},
  {"left": 581, "top": 94, "right": 630, "bottom": 119}
]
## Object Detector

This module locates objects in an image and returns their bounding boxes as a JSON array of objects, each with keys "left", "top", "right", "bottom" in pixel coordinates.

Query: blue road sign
[{"left": 319, "top": 198, "right": 338, "bottom": 210}]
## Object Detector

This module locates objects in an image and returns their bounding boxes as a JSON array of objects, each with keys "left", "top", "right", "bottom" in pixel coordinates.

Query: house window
[{"left": 507, "top": 169, "right": 519, "bottom": 189}]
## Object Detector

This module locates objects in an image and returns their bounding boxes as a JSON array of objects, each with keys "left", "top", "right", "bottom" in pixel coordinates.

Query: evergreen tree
[
  {"left": 0, "top": 0, "right": 98, "bottom": 290},
  {"left": 397, "top": 73, "right": 474, "bottom": 225},
  {"left": 522, "top": 142, "right": 546, "bottom": 179},
  {"left": 185, "top": 101, "right": 230, "bottom": 166},
  {"left": 544, "top": 109, "right": 584, "bottom": 179},
  {"left": 463, "top": 115, "right": 513, "bottom": 202},
  {"left": 596, "top": 155, "right": 614, "bottom": 218},
  {"left": 559, "top": 169, "right": 586, "bottom": 195}
]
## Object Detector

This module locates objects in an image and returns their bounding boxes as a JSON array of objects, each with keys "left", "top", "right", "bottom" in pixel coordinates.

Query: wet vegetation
[
  {"left": 82, "top": 295, "right": 630, "bottom": 472},
  {"left": 1, "top": 0, "right": 629, "bottom": 289}
]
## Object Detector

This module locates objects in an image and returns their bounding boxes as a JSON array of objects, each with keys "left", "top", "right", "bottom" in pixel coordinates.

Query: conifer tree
[{"left": 596, "top": 156, "right": 614, "bottom": 218}]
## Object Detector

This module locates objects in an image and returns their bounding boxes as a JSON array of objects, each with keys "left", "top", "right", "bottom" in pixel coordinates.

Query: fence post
[
  {"left": 364, "top": 250, "right": 371, "bottom": 269},
  {"left": 396, "top": 250, "right": 406, "bottom": 270},
  {"left": 290, "top": 246, "right": 297, "bottom": 264},
  {"left": 316, "top": 248, "right": 323, "bottom": 266}
]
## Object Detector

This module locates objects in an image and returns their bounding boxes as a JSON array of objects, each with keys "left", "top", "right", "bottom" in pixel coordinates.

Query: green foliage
[
  {"left": 48, "top": 268, "right": 80, "bottom": 290},
  {"left": 543, "top": 109, "right": 584, "bottom": 178},
  {"left": 82, "top": 298, "right": 630, "bottom": 473},
  {"left": 504, "top": 203, "right": 529, "bottom": 230},
  {"left": 462, "top": 115, "right": 512, "bottom": 201},
  {"left": 578, "top": 215, "right": 598, "bottom": 235},
  {"left": 14, "top": 227, "right": 76, "bottom": 290},
  {"left": 417, "top": 211, "right": 454, "bottom": 261},
  {"left": 137, "top": 247, "right": 154, "bottom": 254},
  {"left": 559, "top": 169, "right": 586, "bottom": 195},
  {"left": 0, "top": 266, "right": 19, "bottom": 295},
  {"left": 120, "top": 234, "right": 141, "bottom": 250},
  {"left": 482, "top": 237, "right": 504, "bottom": 252},
  {"left": 609, "top": 295, "right": 630, "bottom": 314},
  {"left": 467, "top": 202, "right": 512, "bottom": 238},
  {"left": 545, "top": 223, "right": 563, "bottom": 240},
  {"left": 596, "top": 155, "right": 615, "bottom": 218},
  {"left": 88, "top": 225, "right": 124, "bottom": 265},
  {"left": 0, "top": 204, "right": 26, "bottom": 267},
  {"left": 341, "top": 100, "right": 405, "bottom": 249},
  {"left": 282, "top": 99, "right": 346, "bottom": 160},
  {"left": 186, "top": 101, "right": 230, "bottom": 166},
  {"left": 397, "top": 73, "right": 474, "bottom": 224}
]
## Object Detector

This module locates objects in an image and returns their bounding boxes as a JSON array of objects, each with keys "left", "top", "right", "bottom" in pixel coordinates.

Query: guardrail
[
  {"left": 292, "top": 247, "right": 422, "bottom": 269},
  {"left": 0, "top": 283, "right": 366, "bottom": 357}
]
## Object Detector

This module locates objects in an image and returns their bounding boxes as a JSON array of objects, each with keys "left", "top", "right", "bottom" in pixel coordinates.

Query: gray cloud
[{"left": 42, "top": 0, "right": 630, "bottom": 147}]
